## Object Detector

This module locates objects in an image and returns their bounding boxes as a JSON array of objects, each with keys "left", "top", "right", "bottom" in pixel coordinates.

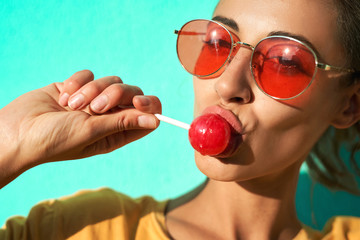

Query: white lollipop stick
[{"left": 155, "top": 114, "right": 190, "bottom": 130}]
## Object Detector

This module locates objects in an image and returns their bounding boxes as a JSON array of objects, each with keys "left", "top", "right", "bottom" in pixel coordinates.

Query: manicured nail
[
  {"left": 59, "top": 93, "right": 69, "bottom": 106},
  {"left": 138, "top": 115, "right": 157, "bottom": 128},
  {"left": 68, "top": 94, "right": 85, "bottom": 109},
  {"left": 91, "top": 95, "right": 108, "bottom": 112},
  {"left": 136, "top": 95, "right": 151, "bottom": 106}
]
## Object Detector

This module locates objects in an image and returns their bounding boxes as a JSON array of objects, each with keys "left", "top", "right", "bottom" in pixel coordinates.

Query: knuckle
[
  {"left": 116, "top": 115, "right": 135, "bottom": 132},
  {"left": 107, "top": 84, "right": 125, "bottom": 96},
  {"left": 109, "top": 76, "right": 123, "bottom": 83},
  {"left": 117, "top": 119, "right": 126, "bottom": 132},
  {"left": 67, "top": 78, "right": 83, "bottom": 90},
  {"left": 84, "top": 82, "right": 103, "bottom": 95},
  {"left": 117, "top": 115, "right": 127, "bottom": 132},
  {"left": 132, "top": 85, "right": 144, "bottom": 95},
  {"left": 66, "top": 70, "right": 94, "bottom": 90},
  {"left": 81, "top": 69, "right": 95, "bottom": 79}
]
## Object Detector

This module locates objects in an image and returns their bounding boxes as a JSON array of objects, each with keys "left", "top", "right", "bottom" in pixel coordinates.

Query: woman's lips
[
  {"left": 202, "top": 105, "right": 243, "bottom": 134},
  {"left": 200, "top": 106, "right": 244, "bottom": 158}
]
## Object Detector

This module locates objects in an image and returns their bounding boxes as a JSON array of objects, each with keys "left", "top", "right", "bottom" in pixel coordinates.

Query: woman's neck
[{"left": 166, "top": 162, "right": 303, "bottom": 240}]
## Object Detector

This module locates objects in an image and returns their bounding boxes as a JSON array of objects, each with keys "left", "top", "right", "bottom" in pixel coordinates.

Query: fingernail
[
  {"left": 69, "top": 94, "right": 85, "bottom": 109},
  {"left": 59, "top": 93, "right": 69, "bottom": 106},
  {"left": 91, "top": 95, "right": 108, "bottom": 112},
  {"left": 136, "top": 95, "right": 151, "bottom": 106},
  {"left": 138, "top": 115, "right": 157, "bottom": 128}
]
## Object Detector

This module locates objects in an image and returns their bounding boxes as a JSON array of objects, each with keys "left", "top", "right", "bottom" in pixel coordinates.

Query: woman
[{"left": 0, "top": 0, "right": 359, "bottom": 239}]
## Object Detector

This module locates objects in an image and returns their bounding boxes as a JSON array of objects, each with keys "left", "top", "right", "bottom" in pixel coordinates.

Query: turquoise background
[{"left": 0, "top": 0, "right": 359, "bottom": 230}]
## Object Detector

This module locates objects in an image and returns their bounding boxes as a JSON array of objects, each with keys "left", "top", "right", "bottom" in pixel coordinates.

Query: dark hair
[
  {"left": 306, "top": 0, "right": 360, "bottom": 195},
  {"left": 334, "top": 0, "right": 360, "bottom": 72}
]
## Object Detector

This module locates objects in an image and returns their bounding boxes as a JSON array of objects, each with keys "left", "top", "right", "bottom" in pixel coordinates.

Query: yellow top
[{"left": 1, "top": 188, "right": 359, "bottom": 239}]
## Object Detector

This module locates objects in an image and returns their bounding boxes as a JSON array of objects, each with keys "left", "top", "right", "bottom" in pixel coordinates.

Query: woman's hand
[{"left": 0, "top": 70, "right": 161, "bottom": 188}]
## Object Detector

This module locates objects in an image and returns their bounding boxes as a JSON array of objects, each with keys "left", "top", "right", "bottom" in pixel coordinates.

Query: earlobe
[{"left": 331, "top": 84, "right": 360, "bottom": 129}]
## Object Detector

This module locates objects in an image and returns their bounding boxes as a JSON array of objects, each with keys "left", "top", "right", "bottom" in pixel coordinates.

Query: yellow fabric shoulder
[
  {"left": 2, "top": 188, "right": 360, "bottom": 240},
  {"left": 295, "top": 216, "right": 360, "bottom": 240},
  {"left": 0, "top": 188, "right": 170, "bottom": 240}
]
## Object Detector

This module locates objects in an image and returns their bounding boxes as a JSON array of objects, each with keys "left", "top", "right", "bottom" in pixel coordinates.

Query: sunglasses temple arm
[
  {"left": 174, "top": 30, "right": 206, "bottom": 36},
  {"left": 317, "top": 63, "right": 355, "bottom": 73}
]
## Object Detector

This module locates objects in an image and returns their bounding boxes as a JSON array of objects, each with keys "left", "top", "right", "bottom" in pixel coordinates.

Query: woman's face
[{"left": 193, "top": 0, "right": 350, "bottom": 181}]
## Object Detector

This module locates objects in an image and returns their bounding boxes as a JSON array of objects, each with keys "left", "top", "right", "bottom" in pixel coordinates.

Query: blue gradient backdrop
[{"left": 1, "top": 0, "right": 359, "bottom": 230}]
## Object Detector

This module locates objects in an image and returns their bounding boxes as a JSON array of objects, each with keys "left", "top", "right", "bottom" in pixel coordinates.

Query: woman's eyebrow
[
  {"left": 211, "top": 17, "right": 325, "bottom": 62},
  {"left": 268, "top": 31, "right": 323, "bottom": 61},
  {"left": 212, "top": 15, "right": 239, "bottom": 32}
]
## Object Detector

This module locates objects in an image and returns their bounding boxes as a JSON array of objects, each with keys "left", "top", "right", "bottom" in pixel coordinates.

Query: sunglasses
[{"left": 175, "top": 19, "right": 354, "bottom": 100}]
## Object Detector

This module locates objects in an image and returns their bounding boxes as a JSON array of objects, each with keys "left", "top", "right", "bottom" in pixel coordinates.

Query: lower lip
[{"left": 201, "top": 106, "right": 244, "bottom": 158}]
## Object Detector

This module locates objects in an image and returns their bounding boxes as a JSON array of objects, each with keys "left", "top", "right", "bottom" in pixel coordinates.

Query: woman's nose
[{"left": 214, "top": 49, "right": 253, "bottom": 104}]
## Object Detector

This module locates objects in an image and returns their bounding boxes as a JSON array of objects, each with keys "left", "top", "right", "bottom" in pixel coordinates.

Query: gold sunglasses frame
[{"left": 175, "top": 19, "right": 355, "bottom": 100}]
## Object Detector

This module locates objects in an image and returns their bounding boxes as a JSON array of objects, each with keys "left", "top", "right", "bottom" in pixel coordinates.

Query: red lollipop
[
  {"left": 188, "top": 113, "right": 232, "bottom": 156},
  {"left": 154, "top": 113, "right": 235, "bottom": 157}
]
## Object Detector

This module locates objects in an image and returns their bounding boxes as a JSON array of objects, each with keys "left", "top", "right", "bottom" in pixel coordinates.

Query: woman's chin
[{"left": 194, "top": 152, "right": 255, "bottom": 182}]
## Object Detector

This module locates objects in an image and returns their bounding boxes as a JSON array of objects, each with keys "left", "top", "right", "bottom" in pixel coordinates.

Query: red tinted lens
[
  {"left": 177, "top": 20, "right": 233, "bottom": 77},
  {"left": 251, "top": 37, "right": 316, "bottom": 99}
]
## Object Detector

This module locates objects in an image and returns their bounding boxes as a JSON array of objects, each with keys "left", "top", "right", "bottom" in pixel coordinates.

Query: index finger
[{"left": 133, "top": 95, "right": 162, "bottom": 114}]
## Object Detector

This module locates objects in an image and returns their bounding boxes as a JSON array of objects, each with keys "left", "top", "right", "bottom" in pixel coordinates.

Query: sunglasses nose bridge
[
  {"left": 233, "top": 41, "right": 255, "bottom": 51},
  {"left": 230, "top": 41, "right": 255, "bottom": 61},
  {"left": 229, "top": 41, "right": 255, "bottom": 64}
]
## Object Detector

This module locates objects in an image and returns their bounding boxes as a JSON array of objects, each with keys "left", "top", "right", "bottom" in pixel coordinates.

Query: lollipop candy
[
  {"left": 155, "top": 113, "right": 234, "bottom": 156},
  {"left": 188, "top": 114, "right": 232, "bottom": 156}
]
